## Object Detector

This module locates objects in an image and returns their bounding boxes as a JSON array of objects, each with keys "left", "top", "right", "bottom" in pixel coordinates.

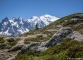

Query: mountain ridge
[{"left": 0, "top": 14, "right": 59, "bottom": 36}]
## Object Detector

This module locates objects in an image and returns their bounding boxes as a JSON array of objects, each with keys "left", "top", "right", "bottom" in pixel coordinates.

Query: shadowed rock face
[{"left": 19, "top": 27, "right": 83, "bottom": 54}]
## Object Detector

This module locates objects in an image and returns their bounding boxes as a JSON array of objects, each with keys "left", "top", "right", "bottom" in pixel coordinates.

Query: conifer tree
[{"left": 35, "top": 23, "right": 39, "bottom": 30}]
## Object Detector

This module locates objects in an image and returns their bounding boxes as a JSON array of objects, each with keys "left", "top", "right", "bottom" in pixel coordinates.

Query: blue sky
[{"left": 0, "top": 0, "right": 83, "bottom": 21}]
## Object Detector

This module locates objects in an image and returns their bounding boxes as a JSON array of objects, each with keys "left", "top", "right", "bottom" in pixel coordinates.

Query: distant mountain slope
[
  {"left": 21, "top": 13, "right": 83, "bottom": 41},
  {"left": 0, "top": 14, "right": 59, "bottom": 36}
]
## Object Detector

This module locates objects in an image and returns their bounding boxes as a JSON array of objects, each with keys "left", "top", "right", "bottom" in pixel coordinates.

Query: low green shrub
[
  {"left": 16, "top": 38, "right": 20, "bottom": 41},
  {"left": 63, "top": 20, "right": 74, "bottom": 26},
  {"left": 24, "top": 38, "right": 40, "bottom": 44},
  {"left": 55, "top": 51, "right": 69, "bottom": 60},
  {"left": 8, "top": 41, "right": 17, "bottom": 46},
  {"left": 7, "top": 38, "right": 15, "bottom": 42},
  {"left": 0, "top": 37, "right": 5, "bottom": 43},
  {"left": 15, "top": 50, "right": 39, "bottom": 60},
  {"left": 0, "top": 44, "right": 6, "bottom": 49},
  {"left": 7, "top": 38, "right": 17, "bottom": 46},
  {"left": 43, "top": 55, "right": 55, "bottom": 60},
  {"left": 67, "top": 45, "right": 83, "bottom": 58},
  {"left": 15, "top": 54, "right": 33, "bottom": 60}
]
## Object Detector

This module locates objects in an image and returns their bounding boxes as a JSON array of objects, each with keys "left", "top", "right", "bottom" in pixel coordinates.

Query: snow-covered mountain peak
[
  {"left": 31, "top": 16, "right": 38, "bottom": 19},
  {"left": 27, "top": 14, "right": 59, "bottom": 29},
  {"left": 44, "top": 14, "right": 52, "bottom": 17},
  {"left": 9, "top": 18, "right": 16, "bottom": 23},
  {"left": 31, "top": 16, "right": 39, "bottom": 21},
  {"left": 18, "top": 17, "right": 23, "bottom": 20},
  {"left": 4, "top": 17, "right": 8, "bottom": 20},
  {"left": 2, "top": 17, "right": 9, "bottom": 22},
  {"left": 27, "top": 16, "right": 40, "bottom": 22},
  {"left": 40, "top": 14, "right": 59, "bottom": 22},
  {"left": 11, "top": 17, "right": 16, "bottom": 20}
]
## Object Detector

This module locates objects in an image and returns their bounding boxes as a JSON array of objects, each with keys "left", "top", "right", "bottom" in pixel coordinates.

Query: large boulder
[{"left": 45, "top": 27, "right": 73, "bottom": 47}]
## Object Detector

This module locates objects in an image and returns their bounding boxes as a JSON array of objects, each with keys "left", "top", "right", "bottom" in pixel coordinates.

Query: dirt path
[
  {"left": 6, "top": 35, "right": 37, "bottom": 60},
  {"left": 7, "top": 54, "right": 17, "bottom": 60},
  {"left": 16, "top": 35, "right": 36, "bottom": 45}
]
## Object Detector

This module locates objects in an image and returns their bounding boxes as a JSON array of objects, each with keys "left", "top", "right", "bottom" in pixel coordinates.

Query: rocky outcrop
[
  {"left": 45, "top": 27, "right": 72, "bottom": 47},
  {"left": 19, "top": 27, "right": 83, "bottom": 54},
  {"left": 68, "top": 31, "right": 83, "bottom": 41},
  {"left": 20, "top": 27, "right": 72, "bottom": 53},
  {"left": 20, "top": 42, "right": 47, "bottom": 54}
]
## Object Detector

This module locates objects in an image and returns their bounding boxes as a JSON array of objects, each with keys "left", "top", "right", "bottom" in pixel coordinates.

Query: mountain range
[
  {"left": 0, "top": 14, "right": 59, "bottom": 36},
  {"left": 0, "top": 13, "right": 83, "bottom": 60}
]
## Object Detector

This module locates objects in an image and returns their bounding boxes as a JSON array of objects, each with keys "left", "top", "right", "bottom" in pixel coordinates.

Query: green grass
[
  {"left": 0, "top": 37, "right": 5, "bottom": 43},
  {"left": 7, "top": 38, "right": 17, "bottom": 46},
  {"left": 24, "top": 37, "right": 41, "bottom": 44},
  {"left": 2, "top": 38, "right": 18, "bottom": 49},
  {"left": 0, "top": 37, "right": 6, "bottom": 49},
  {"left": 55, "top": 51, "right": 69, "bottom": 60},
  {"left": 0, "top": 44, "right": 6, "bottom": 49},
  {"left": 0, "top": 37, "right": 17, "bottom": 49},
  {"left": 24, "top": 37, "right": 49, "bottom": 44},
  {"left": 24, "top": 34, "right": 50, "bottom": 44}
]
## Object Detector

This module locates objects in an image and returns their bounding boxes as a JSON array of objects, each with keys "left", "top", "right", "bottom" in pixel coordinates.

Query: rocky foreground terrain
[{"left": 0, "top": 13, "right": 83, "bottom": 60}]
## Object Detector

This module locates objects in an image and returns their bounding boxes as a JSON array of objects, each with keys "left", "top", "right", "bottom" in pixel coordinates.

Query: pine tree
[{"left": 35, "top": 23, "right": 39, "bottom": 30}]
